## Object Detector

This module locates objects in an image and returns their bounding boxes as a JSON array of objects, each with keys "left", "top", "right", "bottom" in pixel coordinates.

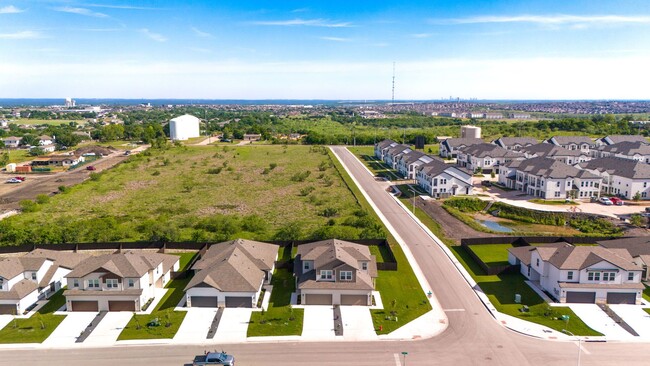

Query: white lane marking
[
  {"left": 394, "top": 353, "right": 401, "bottom": 366},
  {"left": 578, "top": 342, "right": 591, "bottom": 355},
  {"left": 444, "top": 308, "right": 466, "bottom": 312}
]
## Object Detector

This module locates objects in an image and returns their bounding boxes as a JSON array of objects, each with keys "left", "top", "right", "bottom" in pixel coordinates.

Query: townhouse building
[
  {"left": 577, "top": 157, "right": 650, "bottom": 200},
  {"left": 456, "top": 143, "right": 525, "bottom": 173},
  {"left": 598, "top": 141, "right": 650, "bottom": 163},
  {"left": 439, "top": 137, "right": 483, "bottom": 158},
  {"left": 415, "top": 159, "right": 473, "bottom": 198}
]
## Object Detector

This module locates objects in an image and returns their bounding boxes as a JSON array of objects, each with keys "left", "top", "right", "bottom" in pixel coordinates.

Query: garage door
[
  {"left": 607, "top": 293, "right": 637, "bottom": 304},
  {"left": 341, "top": 295, "right": 368, "bottom": 306},
  {"left": 0, "top": 304, "right": 17, "bottom": 315},
  {"left": 225, "top": 296, "right": 252, "bottom": 308},
  {"left": 70, "top": 301, "right": 99, "bottom": 312},
  {"left": 108, "top": 301, "right": 136, "bottom": 311},
  {"left": 566, "top": 292, "right": 596, "bottom": 304},
  {"left": 191, "top": 296, "right": 218, "bottom": 308},
  {"left": 304, "top": 294, "right": 333, "bottom": 305}
]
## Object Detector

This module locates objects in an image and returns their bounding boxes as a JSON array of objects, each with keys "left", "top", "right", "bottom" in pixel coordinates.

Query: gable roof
[
  {"left": 0, "top": 279, "right": 38, "bottom": 301},
  {"left": 546, "top": 246, "right": 640, "bottom": 270},
  {"left": 508, "top": 242, "right": 573, "bottom": 266},
  {"left": 376, "top": 139, "right": 397, "bottom": 150},
  {"left": 550, "top": 136, "right": 594, "bottom": 145},
  {"left": 597, "top": 237, "right": 650, "bottom": 257},
  {"left": 600, "top": 141, "right": 650, "bottom": 156},
  {"left": 602, "top": 135, "right": 648, "bottom": 145},
  {"left": 442, "top": 138, "right": 484, "bottom": 150},
  {"left": 193, "top": 239, "right": 278, "bottom": 272},
  {"left": 22, "top": 249, "right": 90, "bottom": 270},
  {"left": 493, "top": 137, "right": 538, "bottom": 148},
  {"left": 459, "top": 143, "right": 525, "bottom": 159},
  {"left": 66, "top": 251, "right": 178, "bottom": 278},
  {"left": 505, "top": 157, "right": 600, "bottom": 180},
  {"left": 297, "top": 239, "right": 373, "bottom": 271},
  {"left": 578, "top": 157, "right": 650, "bottom": 179},
  {"left": 521, "top": 143, "right": 584, "bottom": 158}
]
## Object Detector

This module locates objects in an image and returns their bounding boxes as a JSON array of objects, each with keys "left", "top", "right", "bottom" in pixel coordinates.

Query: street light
[
  {"left": 562, "top": 329, "right": 581, "bottom": 366},
  {"left": 401, "top": 351, "right": 408, "bottom": 366}
]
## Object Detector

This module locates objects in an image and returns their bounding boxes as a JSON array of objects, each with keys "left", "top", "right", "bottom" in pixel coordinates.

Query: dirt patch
[
  {"left": 93, "top": 191, "right": 124, "bottom": 204},
  {"left": 417, "top": 198, "right": 498, "bottom": 243}
]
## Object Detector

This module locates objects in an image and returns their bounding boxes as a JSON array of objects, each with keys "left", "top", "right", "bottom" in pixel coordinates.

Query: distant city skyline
[{"left": 1, "top": 0, "right": 649, "bottom": 99}]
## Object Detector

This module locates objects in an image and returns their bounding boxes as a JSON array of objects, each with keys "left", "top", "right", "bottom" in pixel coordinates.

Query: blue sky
[{"left": 1, "top": 0, "right": 650, "bottom": 99}]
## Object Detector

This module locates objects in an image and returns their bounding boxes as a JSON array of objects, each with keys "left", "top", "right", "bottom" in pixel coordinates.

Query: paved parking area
[
  {"left": 301, "top": 306, "right": 335, "bottom": 339},
  {"left": 83, "top": 312, "right": 133, "bottom": 345},
  {"left": 340, "top": 306, "right": 376, "bottom": 341},
  {"left": 610, "top": 305, "right": 650, "bottom": 337},
  {"left": 212, "top": 308, "right": 252, "bottom": 342},
  {"left": 43, "top": 312, "right": 97, "bottom": 346},
  {"left": 174, "top": 308, "right": 216, "bottom": 343},
  {"left": 568, "top": 304, "right": 634, "bottom": 339}
]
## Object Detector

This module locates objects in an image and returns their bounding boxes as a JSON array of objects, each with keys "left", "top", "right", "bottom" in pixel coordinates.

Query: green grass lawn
[
  {"left": 347, "top": 146, "right": 402, "bottom": 180},
  {"left": 173, "top": 252, "right": 199, "bottom": 271},
  {"left": 117, "top": 276, "right": 190, "bottom": 340},
  {"left": 467, "top": 244, "right": 513, "bottom": 267},
  {"left": 643, "top": 286, "right": 650, "bottom": 303},
  {"left": 6, "top": 149, "right": 30, "bottom": 164},
  {"left": 0, "top": 289, "right": 66, "bottom": 343},
  {"left": 10, "top": 118, "right": 86, "bottom": 126},
  {"left": 248, "top": 267, "right": 304, "bottom": 337}
]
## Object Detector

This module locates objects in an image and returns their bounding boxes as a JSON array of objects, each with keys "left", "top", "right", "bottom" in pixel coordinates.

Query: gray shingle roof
[
  {"left": 550, "top": 136, "right": 594, "bottom": 145},
  {"left": 494, "top": 137, "right": 538, "bottom": 148},
  {"left": 0, "top": 258, "right": 26, "bottom": 280},
  {"left": 459, "top": 143, "right": 524, "bottom": 159},
  {"left": 505, "top": 157, "right": 599, "bottom": 179},
  {"left": 66, "top": 251, "right": 178, "bottom": 279},
  {"left": 578, "top": 157, "right": 650, "bottom": 179},
  {"left": 602, "top": 135, "right": 648, "bottom": 145},
  {"left": 376, "top": 139, "right": 397, "bottom": 150},
  {"left": 546, "top": 246, "right": 640, "bottom": 271},
  {"left": 443, "top": 138, "right": 484, "bottom": 149},
  {"left": 521, "top": 143, "right": 584, "bottom": 158},
  {"left": 597, "top": 237, "right": 650, "bottom": 257},
  {"left": 23, "top": 249, "right": 90, "bottom": 270},
  {"left": 297, "top": 239, "right": 373, "bottom": 271},
  {"left": 0, "top": 279, "right": 38, "bottom": 301},
  {"left": 600, "top": 141, "right": 650, "bottom": 156}
]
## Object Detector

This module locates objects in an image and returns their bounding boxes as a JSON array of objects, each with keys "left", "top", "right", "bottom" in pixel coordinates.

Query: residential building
[
  {"left": 395, "top": 150, "right": 438, "bottom": 179},
  {"left": 31, "top": 144, "right": 56, "bottom": 153},
  {"left": 439, "top": 138, "right": 483, "bottom": 158},
  {"left": 597, "top": 237, "right": 650, "bottom": 281},
  {"left": 508, "top": 243, "right": 643, "bottom": 304},
  {"left": 483, "top": 113, "right": 503, "bottom": 119},
  {"left": 456, "top": 143, "right": 524, "bottom": 173},
  {"left": 520, "top": 143, "right": 591, "bottom": 165},
  {"left": 31, "top": 155, "right": 84, "bottom": 167},
  {"left": 461, "top": 125, "right": 481, "bottom": 139},
  {"left": 598, "top": 135, "right": 648, "bottom": 146},
  {"left": 184, "top": 239, "right": 278, "bottom": 308},
  {"left": 374, "top": 139, "right": 398, "bottom": 161},
  {"left": 492, "top": 137, "right": 538, "bottom": 151},
  {"left": 243, "top": 134, "right": 262, "bottom": 141},
  {"left": 498, "top": 157, "right": 602, "bottom": 200},
  {"left": 509, "top": 113, "right": 531, "bottom": 119},
  {"left": 598, "top": 141, "right": 650, "bottom": 163},
  {"left": 547, "top": 136, "right": 595, "bottom": 155},
  {"left": 38, "top": 135, "right": 54, "bottom": 146},
  {"left": 383, "top": 144, "right": 412, "bottom": 169},
  {"left": 416, "top": 159, "right": 473, "bottom": 197},
  {"left": 64, "top": 251, "right": 179, "bottom": 312},
  {"left": 0, "top": 249, "right": 89, "bottom": 315},
  {"left": 295, "top": 239, "right": 377, "bottom": 306},
  {"left": 577, "top": 157, "right": 650, "bottom": 199},
  {"left": 2, "top": 136, "right": 22, "bottom": 148}
]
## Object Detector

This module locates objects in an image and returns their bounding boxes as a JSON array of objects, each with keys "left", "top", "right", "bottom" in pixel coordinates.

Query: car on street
[
  {"left": 6, "top": 178, "right": 22, "bottom": 184},
  {"left": 124, "top": 150, "right": 131, "bottom": 156},
  {"left": 86, "top": 165, "right": 96, "bottom": 171},
  {"left": 193, "top": 351, "right": 235, "bottom": 366},
  {"left": 481, "top": 180, "right": 492, "bottom": 187},
  {"left": 609, "top": 197, "right": 624, "bottom": 206},
  {"left": 14, "top": 176, "right": 26, "bottom": 181},
  {"left": 599, "top": 197, "right": 613, "bottom": 205}
]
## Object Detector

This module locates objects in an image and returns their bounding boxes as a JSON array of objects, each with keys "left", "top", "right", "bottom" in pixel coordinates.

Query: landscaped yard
[
  {"left": 173, "top": 251, "right": 199, "bottom": 271},
  {"left": 467, "top": 244, "right": 513, "bottom": 267},
  {"left": 117, "top": 276, "right": 190, "bottom": 340},
  {"left": 347, "top": 146, "right": 402, "bottom": 181},
  {"left": 0, "top": 289, "right": 66, "bottom": 343}
]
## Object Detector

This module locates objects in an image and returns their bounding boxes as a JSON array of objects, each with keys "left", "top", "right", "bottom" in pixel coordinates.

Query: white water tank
[
  {"left": 169, "top": 114, "right": 201, "bottom": 141},
  {"left": 5, "top": 163, "right": 16, "bottom": 173}
]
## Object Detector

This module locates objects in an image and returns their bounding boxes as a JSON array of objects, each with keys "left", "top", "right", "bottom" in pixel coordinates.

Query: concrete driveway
[
  {"left": 301, "top": 306, "right": 335, "bottom": 339},
  {"left": 0, "top": 315, "right": 12, "bottom": 331},
  {"left": 340, "top": 306, "right": 376, "bottom": 341},
  {"left": 83, "top": 312, "right": 133, "bottom": 346},
  {"left": 174, "top": 308, "right": 216, "bottom": 343},
  {"left": 610, "top": 305, "right": 650, "bottom": 337},
  {"left": 568, "top": 304, "right": 633, "bottom": 339},
  {"left": 212, "top": 308, "right": 252, "bottom": 343},
  {"left": 43, "top": 312, "right": 97, "bottom": 346}
]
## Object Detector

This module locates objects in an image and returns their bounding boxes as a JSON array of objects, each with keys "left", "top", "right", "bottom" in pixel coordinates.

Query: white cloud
[
  {"left": 54, "top": 7, "right": 108, "bottom": 18},
  {"left": 434, "top": 14, "right": 650, "bottom": 26},
  {"left": 249, "top": 18, "right": 353, "bottom": 28},
  {"left": 139, "top": 28, "right": 167, "bottom": 42},
  {"left": 191, "top": 27, "right": 212, "bottom": 38},
  {"left": 319, "top": 36, "right": 352, "bottom": 42},
  {"left": 0, "top": 5, "right": 24, "bottom": 14},
  {"left": 0, "top": 31, "right": 43, "bottom": 39}
]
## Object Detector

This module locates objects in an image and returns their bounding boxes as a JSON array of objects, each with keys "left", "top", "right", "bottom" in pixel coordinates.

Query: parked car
[
  {"left": 14, "top": 176, "right": 26, "bottom": 181},
  {"left": 599, "top": 197, "right": 613, "bottom": 205},
  {"left": 193, "top": 351, "right": 235, "bottom": 366},
  {"left": 124, "top": 150, "right": 131, "bottom": 156},
  {"left": 86, "top": 165, "right": 96, "bottom": 171},
  {"left": 481, "top": 180, "right": 492, "bottom": 187},
  {"left": 609, "top": 197, "right": 624, "bottom": 206},
  {"left": 6, "top": 178, "right": 22, "bottom": 184}
]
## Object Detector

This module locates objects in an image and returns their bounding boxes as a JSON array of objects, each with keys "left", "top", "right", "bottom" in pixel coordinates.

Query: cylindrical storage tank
[
  {"left": 5, "top": 163, "right": 16, "bottom": 173},
  {"left": 169, "top": 114, "right": 201, "bottom": 141}
]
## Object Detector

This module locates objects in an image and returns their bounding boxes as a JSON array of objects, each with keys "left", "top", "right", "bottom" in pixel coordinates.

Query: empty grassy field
[
  {"left": 9, "top": 118, "right": 86, "bottom": 126},
  {"left": 0, "top": 145, "right": 377, "bottom": 244}
]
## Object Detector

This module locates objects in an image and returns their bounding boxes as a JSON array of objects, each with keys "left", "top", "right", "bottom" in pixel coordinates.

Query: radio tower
[{"left": 391, "top": 62, "right": 396, "bottom": 105}]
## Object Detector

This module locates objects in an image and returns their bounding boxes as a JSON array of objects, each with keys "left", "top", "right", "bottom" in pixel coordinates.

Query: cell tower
[{"left": 391, "top": 62, "right": 396, "bottom": 105}]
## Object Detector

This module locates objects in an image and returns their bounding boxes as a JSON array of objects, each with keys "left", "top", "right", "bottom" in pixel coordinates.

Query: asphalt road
[{"left": 3, "top": 146, "right": 650, "bottom": 365}]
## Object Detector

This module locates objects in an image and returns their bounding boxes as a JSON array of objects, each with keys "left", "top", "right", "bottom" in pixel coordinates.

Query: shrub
[
  {"left": 89, "top": 172, "right": 101, "bottom": 181},
  {"left": 35, "top": 194, "right": 50, "bottom": 205},
  {"left": 291, "top": 170, "right": 311, "bottom": 182},
  {"left": 269, "top": 163, "right": 277, "bottom": 170},
  {"left": 152, "top": 170, "right": 161, "bottom": 176},
  {"left": 207, "top": 167, "right": 222, "bottom": 174},
  {"left": 20, "top": 200, "right": 40, "bottom": 213},
  {"left": 444, "top": 198, "right": 487, "bottom": 213},
  {"left": 630, "top": 214, "right": 646, "bottom": 228},
  {"left": 58, "top": 185, "right": 68, "bottom": 193},
  {"left": 262, "top": 168, "right": 270, "bottom": 175},
  {"left": 320, "top": 207, "right": 339, "bottom": 217},
  {"left": 299, "top": 186, "right": 315, "bottom": 196},
  {"left": 569, "top": 218, "right": 622, "bottom": 235},
  {"left": 242, "top": 215, "right": 267, "bottom": 233}
]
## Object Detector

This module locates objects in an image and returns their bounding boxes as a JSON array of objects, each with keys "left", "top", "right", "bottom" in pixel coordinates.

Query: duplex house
[
  {"left": 64, "top": 251, "right": 179, "bottom": 312},
  {"left": 508, "top": 243, "right": 643, "bottom": 304},
  {"left": 295, "top": 239, "right": 377, "bottom": 306},
  {"left": 598, "top": 141, "right": 650, "bottom": 163},
  {"left": 577, "top": 157, "right": 650, "bottom": 200},
  {"left": 456, "top": 143, "right": 525, "bottom": 173},
  {"left": 0, "top": 249, "right": 88, "bottom": 314},
  {"left": 374, "top": 139, "right": 398, "bottom": 161},
  {"left": 597, "top": 237, "right": 650, "bottom": 281},
  {"left": 547, "top": 136, "right": 595, "bottom": 155},
  {"left": 2, "top": 136, "right": 22, "bottom": 148},
  {"left": 416, "top": 159, "right": 473, "bottom": 198},
  {"left": 439, "top": 138, "right": 483, "bottom": 158},
  {"left": 498, "top": 157, "right": 602, "bottom": 200},
  {"left": 383, "top": 144, "right": 412, "bottom": 169},
  {"left": 492, "top": 137, "right": 538, "bottom": 151},
  {"left": 520, "top": 143, "right": 591, "bottom": 165},
  {"left": 184, "top": 239, "right": 278, "bottom": 308},
  {"left": 396, "top": 151, "right": 438, "bottom": 179}
]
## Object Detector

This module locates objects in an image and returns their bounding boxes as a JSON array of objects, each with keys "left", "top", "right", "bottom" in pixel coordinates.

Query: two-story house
[
  {"left": 456, "top": 143, "right": 525, "bottom": 173},
  {"left": 577, "top": 157, "right": 650, "bottom": 200},
  {"left": 598, "top": 141, "right": 650, "bottom": 163},
  {"left": 184, "top": 239, "right": 278, "bottom": 308},
  {"left": 38, "top": 135, "right": 54, "bottom": 146},
  {"left": 547, "top": 136, "right": 596, "bottom": 156},
  {"left": 415, "top": 159, "right": 473, "bottom": 198},
  {"left": 2, "top": 136, "right": 22, "bottom": 149},
  {"left": 520, "top": 143, "right": 591, "bottom": 165},
  {"left": 374, "top": 139, "right": 398, "bottom": 161},
  {"left": 396, "top": 151, "right": 438, "bottom": 179},
  {"left": 63, "top": 251, "right": 179, "bottom": 312},
  {"left": 597, "top": 237, "right": 650, "bottom": 281},
  {"left": 597, "top": 135, "right": 648, "bottom": 146},
  {"left": 508, "top": 243, "right": 643, "bottom": 304},
  {"left": 492, "top": 137, "right": 538, "bottom": 151},
  {"left": 498, "top": 157, "right": 602, "bottom": 200},
  {"left": 383, "top": 144, "right": 412, "bottom": 169},
  {"left": 295, "top": 239, "right": 378, "bottom": 306},
  {"left": 439, "top": 138, "right": 483, "bottom": 158}
]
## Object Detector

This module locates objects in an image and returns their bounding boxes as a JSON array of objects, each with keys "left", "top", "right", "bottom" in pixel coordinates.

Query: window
[
  {"left": 433, "top": 179, "right": 437, "bottom": 186},
  {"left": 441, "top": 179, "right": 447, "bottom": 185},
  {"left": 567, "top": 271, "right": 573, "bottom": 280},
  {"left": 536, "top": 258, "right": 540, "bottom": 266},
  {"left": 554, "top": 192, "right": 561, "bottom": 198},
  {"left": 567, "top": 181, "right": 571, "bottom": 187},
  {"left": 628, "top": 272, "right": 635, "bottom": 281},
  {"left": 319, "top": 270, "right": 333, "bottom": 280},
  {"left": 361, "top": 262, "right": 368, "bottom": 271},
  {"left": 88, "top": 279, "right": 100, "bottom": 288},
  {"left": 556, "top": 181, "right": 560, "bottom": 187},
  {"left": 106, "top": 279, "right": 119, "bottom": 288},
  {"left": 73, "top": 279, "right": 79, "bottom": 288},
  {"left": 603, "top": 272, "right": 615, "bottom": 282},
  {"left": 128, "top": 279, "right": 135, "bottom": 288},
  {"left": 587, "top": 272, "right": 601, "bottom": 281},
  {"left": 31, "top": 272, "right": 37, "bottom": 281},
  {"left": 645, "top": 182, "right": 648, "bottom": 188},
  {"left": 339, "top": 271, "right": 352, "bottom": 281},
  {"left": 303, "top": 261, "right": 311, "bottom": 271}
]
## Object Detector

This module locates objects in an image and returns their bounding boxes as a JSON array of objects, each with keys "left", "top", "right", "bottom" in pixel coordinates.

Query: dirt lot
[
  {"left": 0, "top": 147, "right": 147, "bottom": 212},
  {"left": 416, "top": 198, "right": 498, "bottom": 243}
]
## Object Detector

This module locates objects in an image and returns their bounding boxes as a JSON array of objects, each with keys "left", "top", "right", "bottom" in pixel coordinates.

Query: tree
[
  {"left": 0, "top": 152, "right": 8, "bottom": 166},
  {"left": 29, "top": 147, "right": 45, "bottom": 156},
  {"left": 20, "top": 134, "right": 38, "bottom": 146},
  {"left": 630, "top": 214, "right": 645, "bottom": 228},
  {"left": 634, "top": 192, "right": 642, "bottom": 201}
]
